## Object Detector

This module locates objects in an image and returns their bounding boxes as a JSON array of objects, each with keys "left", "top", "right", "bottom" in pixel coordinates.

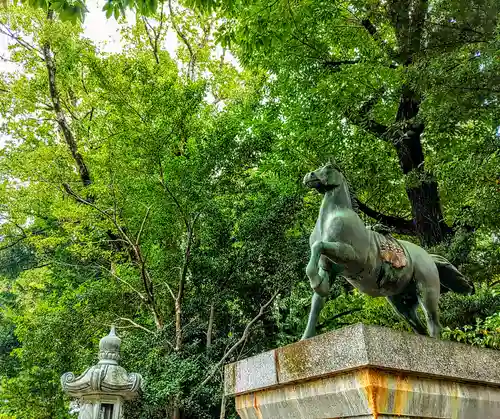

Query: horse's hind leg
[
  {"left": 387, "top": 292, "right": 427, "bottom": 335},
  {"left": 414, "top": 263, "right": 442, "bottom": 338},
  {"left": 418, "top": 282, "right": 442, "bottom": 338}
]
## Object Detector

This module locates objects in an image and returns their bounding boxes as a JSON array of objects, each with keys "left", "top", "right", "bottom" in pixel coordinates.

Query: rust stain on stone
[
  {"left": 235, "top": 393, "right": 247, "bottom": 411},
  {"left": 393, "top": 374, "right": 411, "bottom": 416},
  {"left": 358, "top": 368, "right": 388, "bottom": 419},
  {"left": 253, "top": 393, "right": 263, "bottom": 419}
]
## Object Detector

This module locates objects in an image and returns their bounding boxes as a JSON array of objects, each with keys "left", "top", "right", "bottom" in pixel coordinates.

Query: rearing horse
[{"left": 302, "top": 162, "right": 473, "bottom": 340}]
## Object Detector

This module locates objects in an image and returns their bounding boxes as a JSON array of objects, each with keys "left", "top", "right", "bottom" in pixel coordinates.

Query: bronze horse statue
[{"left": 302, "top": 162, "right": 473, "bottom": 340}]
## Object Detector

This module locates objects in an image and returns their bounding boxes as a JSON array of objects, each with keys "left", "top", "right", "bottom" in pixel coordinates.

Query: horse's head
[{"left": 303, "top": 162, "right": 345, "bottom": 193}]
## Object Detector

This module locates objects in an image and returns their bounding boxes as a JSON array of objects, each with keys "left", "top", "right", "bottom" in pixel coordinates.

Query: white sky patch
[
  {"left": 82, "top": 0, "right": 134, "bottom": 53},
  {"left": 82, "top": 0, "right": 179, "bottom": 58}
]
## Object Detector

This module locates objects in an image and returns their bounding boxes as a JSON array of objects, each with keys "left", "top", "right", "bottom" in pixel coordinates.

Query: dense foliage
[{"left": 0, "top": 1, "right": 499, "bottom": 418}]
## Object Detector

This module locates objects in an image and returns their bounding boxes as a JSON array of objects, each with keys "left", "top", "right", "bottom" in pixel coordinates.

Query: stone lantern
[{"left": 61, "top": 326, "right": 143, "bottom": 419}]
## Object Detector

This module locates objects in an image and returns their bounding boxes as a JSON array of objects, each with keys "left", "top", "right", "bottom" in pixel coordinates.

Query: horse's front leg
[
  {"left": 306, "top": 240, "right": 357, "bottom": 292},
  {"left": 302, "top": 257, "right": 331, "bottom": 340},
  {"left": 301, "top": 292, "right": 326, "bottom": 340}
]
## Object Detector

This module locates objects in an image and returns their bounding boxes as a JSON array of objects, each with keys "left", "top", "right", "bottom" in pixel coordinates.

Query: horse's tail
[{"left": 430, "top": 254, "right": 474, "bottom": 295}]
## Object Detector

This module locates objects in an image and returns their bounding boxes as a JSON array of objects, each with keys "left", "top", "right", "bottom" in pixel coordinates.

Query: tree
[
  {"left": 0, "top": 4, "right": 304, "bottom": 418},
  {"left": 0, "top": 2, "right": 499, "bottom": 419},
  {"left": 206, "top": 0, "right": 500, "bottom": 248}
]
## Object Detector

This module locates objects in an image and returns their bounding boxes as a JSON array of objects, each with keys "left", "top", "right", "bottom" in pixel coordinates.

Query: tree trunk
[
  {"left": 206, "top": 302, "right": 215, "bottom": 352},
  {"left": 393, "top": 86, "right": 450, "bottom": 246},
  {"left": 42, "top": 10, "right": 91, "bottom": 187},
  {"left": 219, "top": 390, "right": 226, "bottom": 419},
  {"left": 175, "top": 298, "right": 182, "bottom": 351}
]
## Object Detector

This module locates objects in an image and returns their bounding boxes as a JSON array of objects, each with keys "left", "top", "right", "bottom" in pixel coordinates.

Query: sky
[
  {"left": 0, "top": 0, "right": 180, "bottom": 70},
  {"left": 81, "top": 0, "right": 179, "bottom": 56}
]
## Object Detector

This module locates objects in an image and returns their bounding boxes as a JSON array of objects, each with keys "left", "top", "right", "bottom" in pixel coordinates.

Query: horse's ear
[
  {"left": 326, "top": 156, "right": 342, "bottom": 172},
  {"left": 326, "top": 156, "right": 337, "bottom": 167}
]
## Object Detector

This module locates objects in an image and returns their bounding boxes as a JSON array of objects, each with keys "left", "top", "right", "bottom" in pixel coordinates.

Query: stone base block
[
  {"left": 235, "top": 367, "right": 500, "bottom": 418},
  {"left": 225, "top": 324, "right": 500, "bottom": 419}
]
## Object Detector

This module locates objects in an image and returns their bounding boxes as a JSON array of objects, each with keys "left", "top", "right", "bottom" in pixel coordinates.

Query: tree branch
[
  {"left": 361, "top": 18, "right": 377, "bottom": 36},
  {"left": 116, "top": 317, "right": 156, "bottom": 335},
  {"left": 158, "top": 156, "right": 190, "bottom": 232},
  {"left": 42, "top": 11, "right": 91, "bottom": 187},
  {"left": 63, "top": 183, "right": 164, "bottom": 330},
  {"left": 0, "top": 23, "right": 43, "bottom": 57},
  {"left": 330, "top": 308, "right": 362, "bottom": 319},
  {"left": 324, "top": 58, "right": 398, "bottom": 72},
  {"left": 136, "top": 206, "right": 151, "bottom": 245},
  {"left": 323, "top": 59, "right": 360, "bottom": 71},
  {"left": 178, "top": 212, "right": 200, "bottom": 302},
  {"left": 357, "top": 118, "right": 390, "bottom": 138},
  {"left": 0, "top": 234, "right": 27, "bottom": 251},
  {"left": 348, "top": 91, "right": 391, "bottom": 139},
  {"left": 489, "top": 280, "right": 500, "bottom": 288},
  {"left": 62, "top": 183, "right": 130, "bottom": 244},
  {"left": 168, "top": 0, "right": 196, "bottom": 80},
  {"left": 142, "top": 17, "right": 160, "bottom": 64},
  {"left": 175, "top": 212, "right": 201, "bottom": 351},
  {"left": 206, "top": 302, "right": 215, "bottom": 352},
  {"left": 197, "top": 290, "right": 280, "bottom": 389},
  {"left": 99, "top": 263, "right": 147, "bottom": 302},
  {"left": 355, "top": 199, "right": 416, "bottom": 235},
  {"left": 318, "top": 308, "right": 363, "bottom": 328}
]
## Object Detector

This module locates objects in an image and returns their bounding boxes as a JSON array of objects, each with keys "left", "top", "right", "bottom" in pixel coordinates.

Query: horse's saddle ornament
[{"left": 379, "top": 236, "right": 407, "bottom": 269}]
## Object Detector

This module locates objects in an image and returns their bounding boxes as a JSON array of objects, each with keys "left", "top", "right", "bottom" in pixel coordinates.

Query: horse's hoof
[{"left": 300, "top": 333, "right": 314, "bottom": 341}]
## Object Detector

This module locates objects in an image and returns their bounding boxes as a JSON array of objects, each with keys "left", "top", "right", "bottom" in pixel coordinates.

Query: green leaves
[
  {"left": 1, "top": 1, "right": 500, "bottom": 418},
  {"left": 20, "top": 0, "right": 87, "bottom": 23}
]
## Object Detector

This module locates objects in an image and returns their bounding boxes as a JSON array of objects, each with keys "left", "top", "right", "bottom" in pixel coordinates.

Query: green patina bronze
[{"left": 302, "top": 162, "right": 473, "bottom": 340}]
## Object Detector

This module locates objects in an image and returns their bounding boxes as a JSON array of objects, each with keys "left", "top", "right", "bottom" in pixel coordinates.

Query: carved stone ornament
[{"left": 61, "top": 326, "right": 143, "bottom": 400}]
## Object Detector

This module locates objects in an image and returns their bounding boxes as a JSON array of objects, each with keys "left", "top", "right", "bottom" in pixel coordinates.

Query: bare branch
[
  {"left": 61, "top": 184, "right": 164, "bottom": 325},
  {"left": 206, "top": 302, "right": 215, "bottom": 352},
  {"left": 0, "top": 23, "right": 43, "bottom": 57},
  {"left": 178, "top": 212, "right": 200, "bottom": 302},
  {"left": 197, "top": 290, "right": 280, "bottom": 389},
  {"left": 175, "top": 212, "right": 201, "bottom": 351},
  {"left": 168, "top": 0, "right": 196, "bottom": 79},
  {"left": 142, "top": 17, "right": 160, "bottom": 64},
  {"left": 136, "top": 206, "right": 151, "bottom": 245},
  {"left": 165, "top": 281, "right": 177, "bottom": 301},
  {"left": 98, "top": 263, "right": 147, "bottom": 302},
  {"left": 116, "top": 317, "right": 156, "bottom": 335},
  {"left": 62, "top": 183, "right": 133, "bottom": 247}
]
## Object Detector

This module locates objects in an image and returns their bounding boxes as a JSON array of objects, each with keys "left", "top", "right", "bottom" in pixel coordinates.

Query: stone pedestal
[
  {"left": 224, "top": 323, "right": 500, "bottom": 418},
  {"left": 61, "top": 326, "right": 143, "bottom": 419}
]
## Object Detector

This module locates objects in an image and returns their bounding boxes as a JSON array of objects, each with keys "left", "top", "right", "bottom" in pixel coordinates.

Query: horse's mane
[{"left": 325, "top": 158, "right": 360, "bottom": 213}]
